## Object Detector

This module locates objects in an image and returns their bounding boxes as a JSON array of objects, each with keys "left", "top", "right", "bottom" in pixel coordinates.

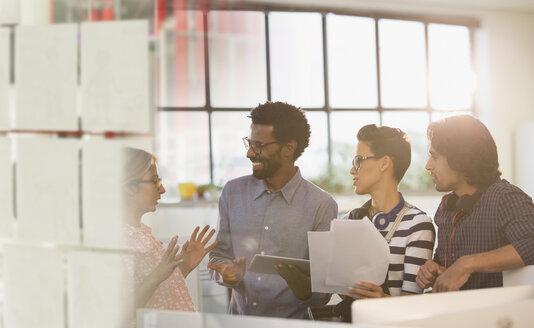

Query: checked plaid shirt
[{"left": 433, "top": 179, "right": 534, "bottom": 290}]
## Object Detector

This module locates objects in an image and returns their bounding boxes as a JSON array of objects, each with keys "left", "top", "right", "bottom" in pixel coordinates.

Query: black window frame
[{"left": 155, "top": 2, "right": 479, "bottom": 187}]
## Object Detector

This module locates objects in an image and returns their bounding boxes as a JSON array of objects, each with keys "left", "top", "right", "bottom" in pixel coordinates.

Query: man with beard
[
  {"left": 208, "top": 102, "right": 338, "bottom": 318},
  {"left": 416, "top": 115, "right": 534, "bottom": 292}
]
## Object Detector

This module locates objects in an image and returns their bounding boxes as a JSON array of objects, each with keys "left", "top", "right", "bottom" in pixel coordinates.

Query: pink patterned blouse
[{"left": 124, "top": 223, "right": 196, "bottom": 312}]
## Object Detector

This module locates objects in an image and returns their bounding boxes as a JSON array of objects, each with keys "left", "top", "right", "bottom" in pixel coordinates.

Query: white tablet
[{"left": 248, "top": 254, "right": 310, "bottom": 275}]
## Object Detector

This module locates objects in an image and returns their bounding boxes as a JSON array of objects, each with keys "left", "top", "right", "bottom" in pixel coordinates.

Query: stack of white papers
[{"left": 308, "top": 219, "right": 390, "bottom": 295}]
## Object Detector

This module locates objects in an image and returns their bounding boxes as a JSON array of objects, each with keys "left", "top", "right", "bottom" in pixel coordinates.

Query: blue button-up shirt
[{"left": 209, "top": 168, "right": 338, "bottom": 319}]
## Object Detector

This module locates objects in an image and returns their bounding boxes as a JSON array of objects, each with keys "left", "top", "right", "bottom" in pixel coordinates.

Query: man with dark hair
[
  {"left": 208, "top": 102, "right": 338, "bottom": 318},
  {"left": 417, "top": 115, "right": 534, "bottom": 292}
]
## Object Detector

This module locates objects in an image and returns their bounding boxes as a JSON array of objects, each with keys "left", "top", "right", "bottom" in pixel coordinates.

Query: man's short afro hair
[{"left": 249, "top": 102, "right": 311, "bottom": 160}]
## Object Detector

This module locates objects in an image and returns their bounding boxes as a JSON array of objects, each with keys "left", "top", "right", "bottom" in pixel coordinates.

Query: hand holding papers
[{"left": 308, "top": 219, "right": 390, "bottom": 294}]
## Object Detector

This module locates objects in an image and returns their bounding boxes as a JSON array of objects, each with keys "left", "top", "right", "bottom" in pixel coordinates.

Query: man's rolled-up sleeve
[{"left": 500, "top": 191, "right": 534, "bottom": 265}]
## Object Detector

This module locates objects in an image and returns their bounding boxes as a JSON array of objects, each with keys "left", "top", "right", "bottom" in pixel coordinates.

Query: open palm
[
  {"left": 179, "top": 225, "right": 218, "bottom": 278},
  {"left": 208, "top": 257, "right": 246, "bottom": 284}
]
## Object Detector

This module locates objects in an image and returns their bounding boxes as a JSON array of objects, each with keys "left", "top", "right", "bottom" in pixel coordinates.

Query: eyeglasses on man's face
[
  {"left": 352, "top": 155, "right": 379, "bottom": 171},
  {"left": 242, "top": 137, "right": 280, "bottom": 155},
  {"left": 137, "top": 176, "right": 163, "bottom": 188}
]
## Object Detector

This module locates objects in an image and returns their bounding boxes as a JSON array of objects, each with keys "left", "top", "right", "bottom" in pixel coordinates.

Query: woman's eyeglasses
[
  {"left": 136, "top": 176, "right": 163, "bottom": 188},
  {"left": 352, "top": 155, "right": 379, "bottom": 170}
]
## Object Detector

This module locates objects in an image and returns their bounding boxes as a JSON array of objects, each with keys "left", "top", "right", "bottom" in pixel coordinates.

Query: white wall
[{"left": 480, "top": 12, "right": 534, "bottom": 182}]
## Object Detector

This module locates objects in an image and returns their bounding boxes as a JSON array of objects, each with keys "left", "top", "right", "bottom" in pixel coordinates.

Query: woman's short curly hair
[
  {"left": 427, "top": 115, "right": 501, "bottom": 187},
  {"left": 249, "top": 101, "right": 311, "bottom": 160},
  {"left": 357, "top": 124, "right": 411, "bottom": 182}
]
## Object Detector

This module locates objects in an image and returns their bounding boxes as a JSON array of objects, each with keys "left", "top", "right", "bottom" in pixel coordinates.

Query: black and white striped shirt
[{"left": 343, "top": 202, "right": 435, "bottom": 296}]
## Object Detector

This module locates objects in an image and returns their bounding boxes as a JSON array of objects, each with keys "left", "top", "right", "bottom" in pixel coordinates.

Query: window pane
[
  {"left": 211, "top": 112, "right": 251, "bottom": 185},
  {"left": 330, "top": 111, "right": 381, "bottom": 192},
  {"left": 159, "top": 11, "right": 205, "bottom": 107},
  {"left": 431, "top": 110, "right": 473, "bottom": 122},
  {"left": 327, "top": 15, "right": 377, "bottom": 108},
  {"left": 429, "top": 24, "right": 474, "bottom": 110},
  {"left": 52, "top": 0, "right": 90, "bottom": 23},
  {"left": 379, "top": 19, "right": 426, "bottom": 108},
  {"left": 120, "top": 0, "right": 155, "bottom": 25},
  {"left": 155, "top": 112, "right": 210, "bottom": 201},
  {"left": 269, "top": 12, "right": 324, "bottom": 108},
  {"left": 381, "top": 111, "right": 431, "bottom": 190},
  {"left": 208, "top": 11, "right": 267, "bottom": 108},
  {"left": 297, "top": 111, "right": 328, "bottom": 180}
]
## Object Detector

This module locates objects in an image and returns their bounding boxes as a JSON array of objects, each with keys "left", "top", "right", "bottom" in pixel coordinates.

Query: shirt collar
[{"left": 252, "top": 167, "right": 303, "bottom": 205}]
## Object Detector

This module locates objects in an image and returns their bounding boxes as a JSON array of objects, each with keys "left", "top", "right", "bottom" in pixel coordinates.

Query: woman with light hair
[{"left": 122, "top": 147, "right": 217, "bottom": 312}]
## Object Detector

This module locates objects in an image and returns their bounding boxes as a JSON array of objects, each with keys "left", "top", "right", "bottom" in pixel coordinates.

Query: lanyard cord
[
  {"left": 438, "top": 202, "right": 461, "bottom": 268},
  {"left": 446, "top": 212, "right": 461, "bottom": 268}
]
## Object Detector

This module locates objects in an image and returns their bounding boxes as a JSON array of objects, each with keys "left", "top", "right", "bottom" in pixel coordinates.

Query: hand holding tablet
[{"left": 248, "top": 254, "right": 310, "bottom": 275}]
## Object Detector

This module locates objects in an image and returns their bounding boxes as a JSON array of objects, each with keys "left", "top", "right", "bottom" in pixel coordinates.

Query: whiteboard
[
  {"left": 15, "top": 24, "right": 78, "bottom": 131},
  {"left": 0, "top": 137, "right": 13, "bottom": 237},
  {"left": 0, "top": 27, "right": 9, "bottom": 130},
  {"left": 68, "top": 250, "right": 134, "bottom": 328},
  {"left": 81, "top": 20, "right": 150, "bottom": 133},
  {"left": 0, "top": 0, "right": 19, "bottom": 24},
  {"left": 16, "top": 137, "right": 80, "bottom": 244},
  {"left": 3, "top": 244, "right": 64, "bottom": 328},
  {"left": 82, "top": 139, "right": 125, "bottom": 248}
]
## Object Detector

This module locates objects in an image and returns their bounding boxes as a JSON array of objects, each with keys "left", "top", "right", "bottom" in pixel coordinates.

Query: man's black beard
[{"left": 251, "top": 155, "right": 282, "bottom": 180}]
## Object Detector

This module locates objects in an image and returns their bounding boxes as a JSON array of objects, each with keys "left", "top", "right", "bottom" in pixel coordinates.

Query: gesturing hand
[
  {"left": 416, "top": 260, "right": 445, "bottom": 289},
  {"left": 150, "top": 236, "right": 184, "bottom": 285},
  {"left": 275, "top": 264, "right": 312, "bottom": 300},
  {"left": 208, "top": 257, "right": 246, "bottom": 284},
  {"left": 179, "top": 225, "right": 219, "bottom": 278}
]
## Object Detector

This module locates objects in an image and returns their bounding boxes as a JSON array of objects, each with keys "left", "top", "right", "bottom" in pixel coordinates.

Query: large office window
[
  {"left": 46, "top": 1, "right": 476, "bottom": 196},
  {"left": 155, "top": 7, "right": 476, "bottom": 198}
]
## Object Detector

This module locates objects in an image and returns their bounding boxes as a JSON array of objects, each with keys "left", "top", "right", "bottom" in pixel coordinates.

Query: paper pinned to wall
[
  {"left": 82, "top": 137, "right": 153, "bottom": 248},
  {"left": 15, "top": 24, "right": 78, "bottom": 131},
  {"left": 0, "top": 0, "right": 19, "bottom": 24},
  {"left": 68, "top": 250, "right": 134, "bottom": 327},
  {"left": 3, "top": 244, "right": 64, "bottom": 328},
  {"left": 81, "top": 20, "right": 150, "bottom": 133},
  {"left": 0, "top": 137, "right": 13, "bottom": 237},
  {"left": 82, "top": 139, "right": 124, "bottom": 248},
  {"left": 16, "top": 137, "right": 80, "bottom": 244},
  {"left": 0, "top": 27, "right": 9, "bottom": 130}
]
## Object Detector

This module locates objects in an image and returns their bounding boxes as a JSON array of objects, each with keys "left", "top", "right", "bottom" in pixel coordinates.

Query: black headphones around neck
[{"left": 442, "top": 190, "right": 483, "bottom": 214}]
